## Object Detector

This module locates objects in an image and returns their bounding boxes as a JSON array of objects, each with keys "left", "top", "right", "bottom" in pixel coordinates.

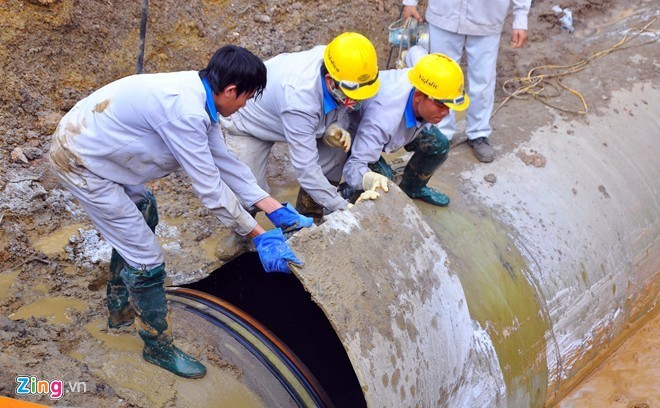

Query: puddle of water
[
  {"left": 68, "top": 351, "right": 84, "bottom": 362},
  {"left": 200, "top": 235, "right": 224, "bottom": 260},
  {"left": 268, "top": 184, "right": 298, "bottom": 206},
  {"left": 10, "top": 296, "right": 88, "bottom": 324},
  {"left": 32, "top": 223, "right": 84, "bottom": 257},
  {"left": 558, "top": 308, "right": 660, "bottom": 408},
  {"left": 63, "top": 265, "right": 77, "bottom": 275},
  {"left": 84, "top": 318, "right": 142, "bottom": 352},
  {"left": 33, "top": 283, "right": 48, "bottom": 293},
  {"left": 0, "top": 270, "right": 19, "bottom": 300}
]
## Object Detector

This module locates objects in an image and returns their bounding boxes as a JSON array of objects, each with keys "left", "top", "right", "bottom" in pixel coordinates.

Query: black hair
[{"left": 199, "top": 45, "right": 267, "bottom": 99}]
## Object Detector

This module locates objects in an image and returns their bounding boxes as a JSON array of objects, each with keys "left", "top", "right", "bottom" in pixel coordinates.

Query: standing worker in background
[
  {"left": 49, "top": 45, "right": 312, "bottom": 379},
  {"left": 342, "top": 53, "right": 469, "bottom": 206},
  {"left": 403, "top": 0, "right": 531, "bottom": 162},
  {"left": 222, "top": 32, "right": 380, "bottom": 220}
]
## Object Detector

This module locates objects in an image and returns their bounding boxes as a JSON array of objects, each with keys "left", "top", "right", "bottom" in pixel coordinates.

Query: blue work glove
[
  {"left": 266, "top": 202, "right": 314, "bottom": 233},
  {"left": 253, "top": 228, "right": 304, "bottom": 273}
]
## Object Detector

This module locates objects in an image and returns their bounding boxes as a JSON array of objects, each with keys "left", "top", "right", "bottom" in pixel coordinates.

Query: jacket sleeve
[
  {"left": 512, "top": 0, "right": 531, "bottom": 30},
  {"left": 343, "top": 115, "right": 390, "bottom": 190},
  {"left": 156, "top": 114, "right": 257, "bottom": 236},
  {"left": 207, "top": 124, "right": 269, "bottom": 209},
  {"left": 280, "top": 108, "right": 348, "bottom": 212}
]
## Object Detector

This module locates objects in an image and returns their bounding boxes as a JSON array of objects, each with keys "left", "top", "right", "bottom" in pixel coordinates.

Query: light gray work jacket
[
  {"left": 402, "top": 0, "right": 531, "bottom": 35},
  {"left": 49, "top": 71, "right": 266, "bottom": 236},
  {"left": 229, "top": 46, "right": 349, "bottom": 211},
  {"left": 343, "top": 69, "right": 426, "bottom": 190}
]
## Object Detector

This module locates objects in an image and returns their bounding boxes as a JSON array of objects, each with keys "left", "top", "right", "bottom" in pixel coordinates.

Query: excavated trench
[
  {"left": 2, "top": 80, "right": 657, "bottom": 406},
  {"left": 1, "top": 2, "right": 658, "bottom": 407}
]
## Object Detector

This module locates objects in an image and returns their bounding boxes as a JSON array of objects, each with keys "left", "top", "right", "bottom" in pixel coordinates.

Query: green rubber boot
[
  {"left": 120, "top": 263, "right": 206, "bottom": 379},
  {"left": 399, "top": 126, "right": 451, "bottom": 207},
  {"left": 107, "top": 191, "right": 159, "bottom": 329},
  {"left": 368, "top": 156, "right": 395, "bottom": 180}
]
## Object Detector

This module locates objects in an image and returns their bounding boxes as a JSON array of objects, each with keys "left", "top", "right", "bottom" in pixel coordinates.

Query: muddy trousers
[
  {"left": 398, "top": 126, "right": 451, "bottom": 206},
  {"left": 107, "top": 191, "right": 159, "bottom": 329},
  {"left": 120, "top": 263, "right": 207, "bottom": 378}
]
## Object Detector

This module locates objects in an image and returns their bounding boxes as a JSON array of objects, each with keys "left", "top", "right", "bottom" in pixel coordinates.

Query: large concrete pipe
[{"left": 276, "top": 80, "right": 658, "bottom": 406}]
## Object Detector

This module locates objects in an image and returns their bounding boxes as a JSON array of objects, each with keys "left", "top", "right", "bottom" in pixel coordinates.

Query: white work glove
[
  {"left": 323, "top": 123, "right": 351, "bottom": 152},
  {"left": 345, "top": 190, "right": 380, "bottom": 209},
  {"left": 362, "top": 171, "right": 390, "bottom": 192},
  {"left": 356, "top": 189, "right": 380, "bottom": 203}
]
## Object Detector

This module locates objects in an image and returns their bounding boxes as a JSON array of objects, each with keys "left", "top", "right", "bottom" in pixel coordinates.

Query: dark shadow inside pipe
[{"left": 183, "top": 252, "right": 366, "bottom": 408}]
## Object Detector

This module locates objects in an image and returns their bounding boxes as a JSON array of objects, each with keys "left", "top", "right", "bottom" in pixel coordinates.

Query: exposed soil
[{"left": 0, "top": 0, "right": 658, "bottom": 406}]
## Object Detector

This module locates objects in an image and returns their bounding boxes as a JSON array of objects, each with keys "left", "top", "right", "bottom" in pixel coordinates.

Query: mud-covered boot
[
  {"left": 120, "top": 263, "right": 207, "bottom": 379},
  {"left": 399, "top": 126, "right": 451, "bottom": 207},
  {"left": 294, "top": 187, "right": 325, "bottom": 223},
  {"left": 106, "top": 191, "right": 159, "bottom": 329},
  {"left": 337, "top": 182, "right": 361, "bottom": 203}
]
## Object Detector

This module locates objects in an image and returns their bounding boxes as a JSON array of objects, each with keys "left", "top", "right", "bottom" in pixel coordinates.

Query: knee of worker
[
  {"left": 120, "top": 263, "right": 166, "bottom": 292},
  {"left": 122, "top": 184, "right": 149, "bottom": 203},
  {"left": 368, "top": 156, "right": 395, "bottom": 180},
  {"left": 408, "top": 126, "right": 450, "bottom": 156}
]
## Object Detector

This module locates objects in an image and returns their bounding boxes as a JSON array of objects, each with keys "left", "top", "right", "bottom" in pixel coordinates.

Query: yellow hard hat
[
  {"left": 408, "top": 53, "right": 470, "bottom": 112},
  {"left": 324, "top": 32, "right": 380, "bottom": 100}
]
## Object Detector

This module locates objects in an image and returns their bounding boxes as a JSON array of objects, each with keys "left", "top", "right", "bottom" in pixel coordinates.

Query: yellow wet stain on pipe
[
  {"left": 10, "top": 296, "right": 88, "bottom": 324},
  {"left": 421, "top": 203, "right": 550, "bottom": 407}
]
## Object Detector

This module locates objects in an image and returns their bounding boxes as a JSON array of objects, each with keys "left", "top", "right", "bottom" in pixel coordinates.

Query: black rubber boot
[
  {"left": 120, "top": 263, "right": 207, "bottom": 379},
  {"left": 399, "top": 126, "right": 451, "bottom": 207},
  {"left": 337, "top": 182, "right": 361, "bottom": 203},
  {"left": 107, "top": 191, "right": 159, "bottom": 329}
]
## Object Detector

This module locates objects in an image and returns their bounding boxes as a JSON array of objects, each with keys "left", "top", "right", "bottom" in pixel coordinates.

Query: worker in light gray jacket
[
  {"left": 343, "top": 53, "right": 469, "bottom": 207},
  {"left": 222, "top": 32, "right": 380, "bottom": 220},
  {"left": 48, "top": 46, "right": 312, "bottom": 380},
  {"left": 403, "top": 0, "right": 531, "bottom": 163}
]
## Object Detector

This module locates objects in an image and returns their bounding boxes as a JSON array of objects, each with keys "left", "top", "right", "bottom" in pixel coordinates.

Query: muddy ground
[{"left": 0, "top": 0, "right": 658, "bottom": 406}]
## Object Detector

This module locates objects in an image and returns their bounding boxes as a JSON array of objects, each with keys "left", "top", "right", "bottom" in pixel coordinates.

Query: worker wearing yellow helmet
[
  {"left": 222, "top": 32, "right": 380, "bottom": 220},
  {"left": 341, "top": 53, "right": 468, "bottom": 207}
]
